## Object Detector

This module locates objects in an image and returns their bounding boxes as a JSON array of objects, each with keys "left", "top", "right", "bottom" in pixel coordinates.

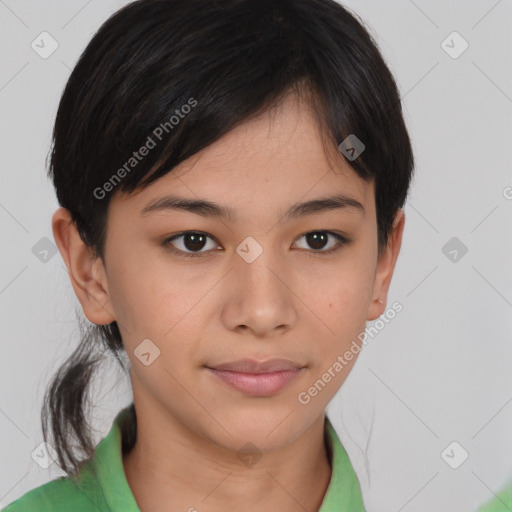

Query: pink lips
[{"left": 206, "top": 358, "right": 305, "bottom": 397}]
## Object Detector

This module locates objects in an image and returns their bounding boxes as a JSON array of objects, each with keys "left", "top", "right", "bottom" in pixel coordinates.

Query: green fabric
[
  {"left": 2, "top": 407, "right": 366, "bottom": 511},
  {"left": 476, "top": 481, "right": 512, "bottom": 512}
]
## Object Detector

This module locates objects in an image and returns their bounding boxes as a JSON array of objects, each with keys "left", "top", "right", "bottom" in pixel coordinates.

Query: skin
[{"left": 52, "top": 92, "right": 405, "bottom": 512}]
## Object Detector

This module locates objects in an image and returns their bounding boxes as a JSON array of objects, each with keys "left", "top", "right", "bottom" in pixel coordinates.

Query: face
[{"left": 55, "top": 93, "right": 404, "bottom": 453}]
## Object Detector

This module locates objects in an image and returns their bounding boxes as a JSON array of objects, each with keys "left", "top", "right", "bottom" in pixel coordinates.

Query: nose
[{"left": 221, "top": 247, "right": 298, "bottom": 338}]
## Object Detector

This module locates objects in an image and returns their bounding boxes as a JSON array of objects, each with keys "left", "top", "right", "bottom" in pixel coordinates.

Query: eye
[
  {"left": 293, "top": 231, "right": 350, "bottom": 254},
  {"left": 163, "top": 231, "right": 221, "bottom": 258}
]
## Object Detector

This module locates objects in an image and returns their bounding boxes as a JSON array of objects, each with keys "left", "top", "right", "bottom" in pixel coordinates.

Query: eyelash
[{"left": 162, "top": 230, "right": 351, "bottom": 258}]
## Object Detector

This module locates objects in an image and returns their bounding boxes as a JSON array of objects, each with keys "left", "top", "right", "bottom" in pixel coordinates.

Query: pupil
[
  {"left": 307, "top": 232, "right": 327, "bottom": 250},
  {"left": 184, "top": 233, "right": 206, "bottom": 251}
]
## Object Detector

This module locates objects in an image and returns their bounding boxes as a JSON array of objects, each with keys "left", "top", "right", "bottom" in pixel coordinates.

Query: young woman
[{"left": 2, "top": 0, "right": 414, "bottom": 510}]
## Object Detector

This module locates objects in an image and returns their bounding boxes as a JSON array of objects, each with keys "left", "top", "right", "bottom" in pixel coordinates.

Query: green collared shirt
[{"left": 2, "top": 407, "right": 366, "bottom": 511}]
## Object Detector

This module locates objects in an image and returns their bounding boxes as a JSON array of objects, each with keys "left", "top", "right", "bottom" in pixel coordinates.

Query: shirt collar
[
  {"left": 86, "top": 406, "right": 365, "bottom": 511},
  {"left": 320, "top": 416, "right": 366, "bottom": 510}
]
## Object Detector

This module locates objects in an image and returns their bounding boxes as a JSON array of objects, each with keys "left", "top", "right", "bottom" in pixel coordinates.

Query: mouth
[
  {"left": 206, "top": 357, "right": 304, "bottom": 373},
  {"left": 205, "top": 358, "right": 306, "bottom": 397}
]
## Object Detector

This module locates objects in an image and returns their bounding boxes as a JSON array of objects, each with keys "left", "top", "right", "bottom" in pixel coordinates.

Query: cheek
[
  {"left": 305, "top": 257, "right": 375, "bottom": 357},
  {"left": 106, "top": 253, "right": 212, "bottom": 350},
  {"left": 314, "top": 262, "right": 373, "bottom": 321},
  {"left": 303, "top": 276, "right": 369, "bottom": 401}
]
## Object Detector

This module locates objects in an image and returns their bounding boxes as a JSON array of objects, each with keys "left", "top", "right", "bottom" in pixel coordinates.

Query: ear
[
  {"left": 367, "top": 208, "right": 405, "bottom": 321},
  {"left": 51, "top": 207, "right": 116, "bottom": 325}
]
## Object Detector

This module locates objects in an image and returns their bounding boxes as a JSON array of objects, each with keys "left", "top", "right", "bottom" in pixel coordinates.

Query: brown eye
[
  {"left": 305, "top": 232, "right": 329, "bottom": 250},
  {"left": 163, "top": 232, "right": 221, "bottom": 257},
  {"left": 294, "top": 231, "right": 349, "bottom": 253}
]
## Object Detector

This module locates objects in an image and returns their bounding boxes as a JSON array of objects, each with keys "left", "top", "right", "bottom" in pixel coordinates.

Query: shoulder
[
  {"left": 2, "top": 406, "right": 136, "bottom": 512},
  {"left": 476, "top": 481, "right": 512, "bottom": 512},
  {"left": 1, "top": 473, "right": 104, "bottom": 512}
]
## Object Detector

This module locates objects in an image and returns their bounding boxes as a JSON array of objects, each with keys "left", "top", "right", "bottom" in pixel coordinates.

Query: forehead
[{"left": 111, "top": 94, "right": 374, "bottom": 220}]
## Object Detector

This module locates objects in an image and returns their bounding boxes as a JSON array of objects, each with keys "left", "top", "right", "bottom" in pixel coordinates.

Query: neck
[{"left": 122, "top": 403, "right": 333, "bottom": 512}]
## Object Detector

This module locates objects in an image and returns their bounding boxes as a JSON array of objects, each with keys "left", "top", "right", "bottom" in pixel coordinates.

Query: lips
[
  {"left": 207, "top": 358, "right": 304, "bottom": 373},
  {"left": 205, "top": 358, "right": 306, "bottom": 396}
]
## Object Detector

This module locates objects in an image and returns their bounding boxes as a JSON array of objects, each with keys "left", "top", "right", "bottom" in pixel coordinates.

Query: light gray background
[{"left": 0, "top": 1, "right": 511, "bottom": 511}]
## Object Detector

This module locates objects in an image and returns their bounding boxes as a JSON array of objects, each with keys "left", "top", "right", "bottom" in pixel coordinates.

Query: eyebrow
[{"left": 140, "top": 194, "right": 365, "bottom": 222}]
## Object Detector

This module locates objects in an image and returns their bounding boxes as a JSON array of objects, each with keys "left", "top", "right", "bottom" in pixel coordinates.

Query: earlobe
[
  {"left": 51, "top": 207, "right": 116, "bottom": 325},
  {"left": 366, "top": 209, "right": 405, "bottom": 322}
]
